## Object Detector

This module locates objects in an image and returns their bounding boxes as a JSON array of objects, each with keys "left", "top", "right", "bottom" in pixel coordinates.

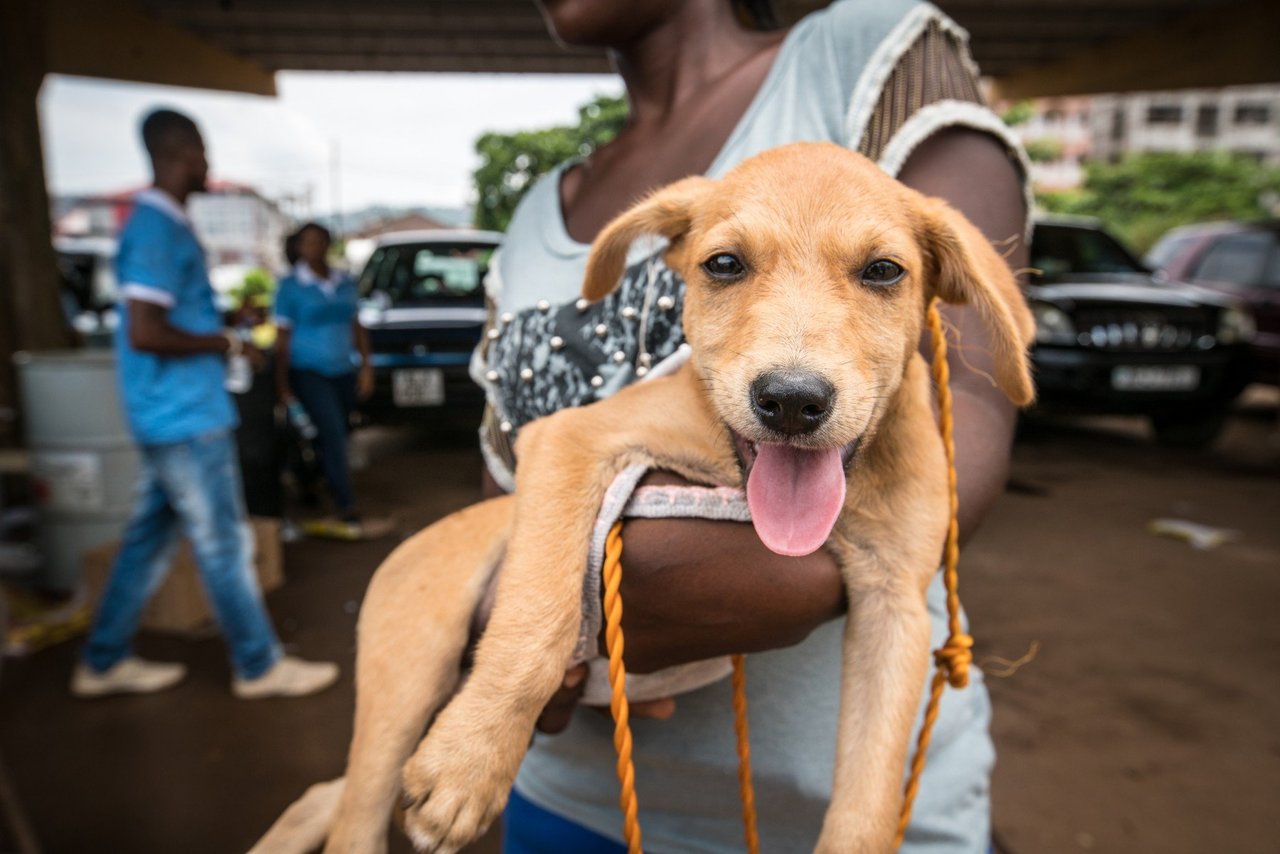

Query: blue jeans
[
  {"left": 84, "top": 429, "right": 281, "bottom": 678},
  {"left": 503, "top": 789, "right": 626, "bottom": 854},
  {"left": 290, "top": 369, "right": 357, "bottom": 515}
]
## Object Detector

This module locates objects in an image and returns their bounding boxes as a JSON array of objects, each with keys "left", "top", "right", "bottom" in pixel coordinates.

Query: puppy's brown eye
[
  {"left": 861, "top": 259, "right": 905, "bottom": 287},
  {"left": 702, "top": 253, "right": 746, "bottom": 281}
]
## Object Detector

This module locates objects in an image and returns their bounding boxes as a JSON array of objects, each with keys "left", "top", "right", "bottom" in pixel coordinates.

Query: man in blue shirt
[{"left": 73, "top": 109, "right": 337, "bottom": 699}]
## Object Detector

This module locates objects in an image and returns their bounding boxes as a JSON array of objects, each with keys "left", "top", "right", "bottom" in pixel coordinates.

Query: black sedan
[
  {"left": 1026, "top": 217, "right": 1255, "bottom": 447},
  {"left": 355, "top": 229, "right": 500, "bottom": 420}
]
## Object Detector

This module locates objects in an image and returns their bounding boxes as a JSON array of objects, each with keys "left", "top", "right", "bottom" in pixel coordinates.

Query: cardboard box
[{"left": 82, "top": 516, "right": 284, "bottom": 635}]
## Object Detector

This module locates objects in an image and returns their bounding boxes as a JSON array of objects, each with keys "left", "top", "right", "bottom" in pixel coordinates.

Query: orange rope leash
[
  {"left": 602, "top": 522, "right": 643, "bottom": 854},
  {"left": 894, "top": 297, "right": 975, "bottom": 848},
  {"left": 602, "top": 296, "right": 972, "bottom": 853},
  {"left": 602, "top": 528, "right": 760, "bottom": 854},
  {"left": 731, "top": 654, "right": 760, "bottom": 854}
]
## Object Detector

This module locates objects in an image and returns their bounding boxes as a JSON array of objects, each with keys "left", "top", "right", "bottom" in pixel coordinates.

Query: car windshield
[
  {"left": 359, "top": 241, "right": 495, "bottom": 304},
  {"left": 1030, "top": 224, "right": 1147, "bottom": 281}
]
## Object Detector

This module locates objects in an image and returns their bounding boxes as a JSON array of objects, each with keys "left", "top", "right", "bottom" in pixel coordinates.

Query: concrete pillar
[{"left": 0, "top": 1, "right": 75, "bottom": 446}]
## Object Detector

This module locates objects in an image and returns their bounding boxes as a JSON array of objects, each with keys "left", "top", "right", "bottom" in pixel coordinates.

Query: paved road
[{"left": 1, "top": 396, "right": 1276, "bottom": 853}]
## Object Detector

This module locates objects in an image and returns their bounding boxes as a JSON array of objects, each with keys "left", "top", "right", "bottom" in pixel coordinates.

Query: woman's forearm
[{"left": 608, "top": 472, "right": 845, "bottom": 674}]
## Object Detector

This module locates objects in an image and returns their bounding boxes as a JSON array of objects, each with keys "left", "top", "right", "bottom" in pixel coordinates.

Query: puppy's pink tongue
[{"left": 746, "top": 444, "right": 846, "bottom": 557}]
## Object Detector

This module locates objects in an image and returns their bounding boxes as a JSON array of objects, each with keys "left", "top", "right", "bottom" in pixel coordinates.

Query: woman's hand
[
  {"left": 357, "top": 363, "right": 375, "bottom": 401},
  {"left": 535, "top": 664, "right": 677, "bottom": 734}
]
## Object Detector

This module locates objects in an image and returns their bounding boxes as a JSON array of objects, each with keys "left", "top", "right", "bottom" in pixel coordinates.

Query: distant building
[
  {"left": 54, "top": 180, "right": 293, "bottom": 270},
  {"left": 1008, "top": 96, "right": 1093, "bottom": 191},
  {"left": 1090, "top": 84, "right": 1280, "bottom": 166},
  {"left": 1001, "top": 84, "right": 1280, "bottom": 192}
]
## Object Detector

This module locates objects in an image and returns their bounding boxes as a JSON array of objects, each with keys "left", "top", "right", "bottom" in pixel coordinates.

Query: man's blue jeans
[{"left": 83, "top": 429, "right": 281, "bottom": 679}]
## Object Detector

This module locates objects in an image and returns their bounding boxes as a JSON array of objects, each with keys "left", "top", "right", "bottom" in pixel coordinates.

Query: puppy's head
[{"left": 583, "top": 142, "right": 1034, "bottom": 556}]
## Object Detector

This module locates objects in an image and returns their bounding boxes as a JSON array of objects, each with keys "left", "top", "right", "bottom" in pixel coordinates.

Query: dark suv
[
  {"left": 356, "top": 230, "right": 500, "bottom": 418},
  {"left": 1027, "top": 217, "right": 1254, "bottom": 447},
  {"left": 1146, "top": 220, "right": 1280, "bottom": 386}
]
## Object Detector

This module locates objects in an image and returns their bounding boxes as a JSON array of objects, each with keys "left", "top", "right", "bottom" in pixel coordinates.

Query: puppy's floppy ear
[
  {"left": 920, "top": 198, "right": 1037, "bottom": 406},
  {"left": 581, "top": 176, "right": 714, "bottom": 302}
]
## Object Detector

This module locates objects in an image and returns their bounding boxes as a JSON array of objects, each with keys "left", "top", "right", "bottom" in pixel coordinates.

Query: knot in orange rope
[{"left": 934, "top": 632, "right": 974, "bottom": 689}]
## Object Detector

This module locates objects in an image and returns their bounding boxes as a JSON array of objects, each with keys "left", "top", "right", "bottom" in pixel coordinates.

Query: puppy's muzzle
[{"left": 749, "top": 371, "right": 834, "bottom": 436}]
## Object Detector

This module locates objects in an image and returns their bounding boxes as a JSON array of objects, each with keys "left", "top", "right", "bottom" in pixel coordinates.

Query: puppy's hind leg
[
  {"left": 250, "top": 779, "right": 347, "bottom": 854},
  {"left": 325, "top": 497, "right": 513, "bottom": 854}
]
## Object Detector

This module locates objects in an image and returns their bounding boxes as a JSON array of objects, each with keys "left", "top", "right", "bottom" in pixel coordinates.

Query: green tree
[
  {"left": 1039, "top": 152, "right": 1280, "bottom": 253},
  {"left": 230, "top": 268, "right": 275, "bottom": 309},
  {"left": 1000, "top": 101, "right": 1036, "bottom": 128},
  {"left": 472, "top": 94, "right": 629, "bottom": 231}
]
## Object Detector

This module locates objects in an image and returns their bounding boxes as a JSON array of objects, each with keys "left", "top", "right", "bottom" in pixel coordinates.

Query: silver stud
[
  {"left": 500, "top": 311, "right": 514, "bottom": 325},
  {"left": 635, "top": 366, "right": 649, "bottom": 377},
  {"left": 612, "top": 350, "right": 626, "bottom": 364},
  {"left": 639, "top": 353, "right": 653, "bottom": 366},
  {"left": 484, "top": 369, "right": 499, "bottom": 383},
  {"left": 594, "top": 323, "right": 608, "bottom": 338},
  {"left": 536, "top": 299, "right": 551, "bottom": 313},
  {"left": 486, "top": 328, "right": 500, "bottom": 340},
  {"left": 499, "top": 420, "right": 513, "bottom": 433},
  {"left": 519, "top": 367, "right": 534, "bottom": 382},
  {"left": 575, "top": 298, "right": 589, "bottom": 312},
  {"left": 590, "top": 375, "right": 604, "bottom": 389},
  {"left": 621, "top": 306, "right": 638, "bottom": 319},
  {"left": 656, "top": 295, "right": 675, "bottom": 311},
  {"left": 549, "top": 335, "right": 564, "bottom": 351}
]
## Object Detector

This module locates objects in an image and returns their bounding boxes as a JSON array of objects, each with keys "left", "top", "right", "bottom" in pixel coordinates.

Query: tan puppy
[{"left": 260, "top": 141, "right": 1034, "bottom": 854}]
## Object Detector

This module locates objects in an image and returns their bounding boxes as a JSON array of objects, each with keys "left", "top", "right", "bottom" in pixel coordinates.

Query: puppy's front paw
[{"left": 399, "top": 722, "right": 520, "bottom": 853}]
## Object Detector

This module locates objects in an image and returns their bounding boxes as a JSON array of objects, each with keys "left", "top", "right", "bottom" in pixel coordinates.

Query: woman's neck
[
  {"left": 612, "top": 5, "right": 779, "bottom": 124},
  {"left": 306, "top": 259, "right": 330, "bottom": 279}
]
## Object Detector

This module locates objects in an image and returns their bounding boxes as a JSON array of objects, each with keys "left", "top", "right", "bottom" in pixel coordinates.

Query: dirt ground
[
  {"left": 971, "top": 390, "right": 1280, "bottom": 854},
  {"left": 1, "top": 394, "right": 1277, "bottom": 853}
]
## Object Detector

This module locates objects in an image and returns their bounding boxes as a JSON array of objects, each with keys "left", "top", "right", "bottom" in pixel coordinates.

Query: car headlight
[
  {"left": 1032, "top": 301, "right": 1075, "bottom": 344},
  {"left": 1217, "top": 305, "right": 1255, "bottom": 345}
]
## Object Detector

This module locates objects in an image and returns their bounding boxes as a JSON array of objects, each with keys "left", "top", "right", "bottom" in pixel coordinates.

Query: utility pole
[{"left": 330, "top": 139, "right": 342, "bottom": 239}]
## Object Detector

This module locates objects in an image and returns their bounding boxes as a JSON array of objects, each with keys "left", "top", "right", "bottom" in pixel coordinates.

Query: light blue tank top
[{"left": 485, "top": 1, "right": 1024, "bottom": 850}]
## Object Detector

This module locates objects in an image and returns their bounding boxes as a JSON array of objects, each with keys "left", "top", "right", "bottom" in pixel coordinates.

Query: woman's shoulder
[
  {"left": 814, "top": 0, "right": 956, "bottom": 52},
  {"left": 798, "top": 0, "right": 968, "bottom": 92},
  {"left": 769, "top": 0, "right": 965, "bottom": 137}
]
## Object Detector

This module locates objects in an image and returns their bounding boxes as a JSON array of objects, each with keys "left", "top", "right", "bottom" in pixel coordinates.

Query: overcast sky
[{"left": 39, "top": 72, "right": 622, "bottom": 213}]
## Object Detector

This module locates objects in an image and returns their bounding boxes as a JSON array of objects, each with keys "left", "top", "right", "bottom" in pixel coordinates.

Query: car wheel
[{"left": 1149, "top": 409, "right": 1228, "bottom": 449}]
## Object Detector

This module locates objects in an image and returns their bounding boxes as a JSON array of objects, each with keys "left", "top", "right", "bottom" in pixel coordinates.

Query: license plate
[
  {"left": 392, "top": 368, "right": 444, "bottom": 406},
  {"left": 1111, "top": 365, "right": 1201, "bottom": 391}
]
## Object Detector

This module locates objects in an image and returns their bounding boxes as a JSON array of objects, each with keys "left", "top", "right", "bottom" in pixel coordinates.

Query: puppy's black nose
[{"left": 750, "top": 371, "right": 834, "bottom": 435}]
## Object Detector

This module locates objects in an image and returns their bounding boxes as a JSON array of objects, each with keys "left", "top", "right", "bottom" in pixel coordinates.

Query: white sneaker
[
  {"left": 232, "top": 656, "right": 339, "bottom": 699},
  {"left": 71, "top": 657, "right": 187, "bottom": 698}
]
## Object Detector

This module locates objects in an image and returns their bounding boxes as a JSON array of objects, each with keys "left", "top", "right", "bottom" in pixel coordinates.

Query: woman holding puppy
[{"left": 478, "top": 1, "right": 1029, "bottom": 851}]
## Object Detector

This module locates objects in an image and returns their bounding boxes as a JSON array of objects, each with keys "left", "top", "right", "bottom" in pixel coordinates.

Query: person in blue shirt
[
  {"left": 273, "top": 223, "right": 373, "bottom": 529},
  {"left": 72, "top": 109, "right": 338, "bottom": 700}
]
